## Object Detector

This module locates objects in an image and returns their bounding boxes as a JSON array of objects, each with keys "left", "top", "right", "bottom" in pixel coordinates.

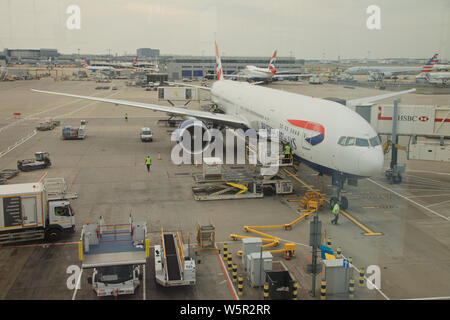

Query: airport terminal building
[{"left": 164, "top": 56, "right": 305, "bottom": 80}]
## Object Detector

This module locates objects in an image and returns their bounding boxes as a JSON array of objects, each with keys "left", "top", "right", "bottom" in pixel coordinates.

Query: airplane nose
[{"left": 358, "top": 148, "right": 384, "bottom": 177}]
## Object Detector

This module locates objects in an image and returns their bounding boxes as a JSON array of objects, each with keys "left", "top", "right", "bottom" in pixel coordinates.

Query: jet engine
[{"left": 175, "top": 119, "right": 212, "bottom": 155}]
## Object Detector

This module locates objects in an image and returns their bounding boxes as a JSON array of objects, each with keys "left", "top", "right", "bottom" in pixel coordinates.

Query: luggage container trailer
[
  {"left": 62, "top": 120, "right": 87, "bottom": 140},
  {"left": 0, "top": 178, "right": 77, "bottom": 244},
  {"left": 80, "top": 215, "right": 149, "bottom": 297}
]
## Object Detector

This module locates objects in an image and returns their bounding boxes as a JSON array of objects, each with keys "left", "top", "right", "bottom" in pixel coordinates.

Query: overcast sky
[{"left": 0, "top": 0, "right": 449, "bottom": 59}]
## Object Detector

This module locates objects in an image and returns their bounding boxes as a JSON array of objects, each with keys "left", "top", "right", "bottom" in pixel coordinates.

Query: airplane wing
[
  {"left": 31, "top": 89, "right": 249, "bottom": 128},
  {"left": 346, "top": 88, "right": 416, "bottom": 107}
]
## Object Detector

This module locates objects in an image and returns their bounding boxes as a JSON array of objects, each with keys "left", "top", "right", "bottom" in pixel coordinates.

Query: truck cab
[
  {"left": 47, "top": 200, "right": 75, "bottom": 235},
  {"left": 140, "top": 127, "right": 153, "bottom": 142}
]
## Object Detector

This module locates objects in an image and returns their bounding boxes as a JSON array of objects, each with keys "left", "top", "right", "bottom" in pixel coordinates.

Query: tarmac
[{"left": 0, "top": 77, "right": 449, "bottom": 300}]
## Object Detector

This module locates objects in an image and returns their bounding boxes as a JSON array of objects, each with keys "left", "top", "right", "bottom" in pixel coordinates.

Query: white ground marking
[
  {"left": 143, "top": 265, "right": 146, "bottom": 300},
  {"left": 71, "top": 268, "right": 83, "bottom": 300},
  {"left": 0, "top": 130, "right": 37, "bottom": 159},
  {"left": 368, "top": 178, "right": 450, "bottom": 222},
  {"left": 426, "top": 199, "right": 450, "bottom": 208}
]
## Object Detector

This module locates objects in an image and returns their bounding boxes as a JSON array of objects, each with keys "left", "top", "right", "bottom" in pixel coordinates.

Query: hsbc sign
[
  {"left": 397, "top": 115, "right": 430, "bottom": 122},
  {"left": 371, "top": 105, "right": 436, "bottom": 135}
]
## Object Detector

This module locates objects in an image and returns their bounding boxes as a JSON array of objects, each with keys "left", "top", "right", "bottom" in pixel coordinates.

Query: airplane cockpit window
[
  {"left": 338, "top": 136, "right": 346, "bottom": 145},
  {"left": 356, "top": 138, "right": 370, "bottom": 147},
  {"left": 345, "top": 137, "right": 355, "bottom": 146},
  {"left": 370, "top": 136, "right": 381, "bottom": 147}
]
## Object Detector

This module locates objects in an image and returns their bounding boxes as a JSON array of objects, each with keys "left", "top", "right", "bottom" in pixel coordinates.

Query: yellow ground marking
[{"left": 283, "top": 169, "right": 383, "bottom": 236}]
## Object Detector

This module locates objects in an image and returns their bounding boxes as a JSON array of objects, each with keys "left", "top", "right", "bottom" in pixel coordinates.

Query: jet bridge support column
[{"left": 385, "top": 98, "right": 405, "bottom": 184}]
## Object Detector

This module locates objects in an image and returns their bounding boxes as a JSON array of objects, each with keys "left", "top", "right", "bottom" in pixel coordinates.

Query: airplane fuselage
[
  {"left": 210, "top": 80, "right": 384, "bottom": 179},
  {"left": 345, "top": 66, "right": 422, "bottom": 76}
]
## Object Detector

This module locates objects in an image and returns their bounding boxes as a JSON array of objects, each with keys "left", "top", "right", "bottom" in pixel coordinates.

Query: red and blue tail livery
[{"left": 288, "top": 119, "right": 325, "bottom": 145}]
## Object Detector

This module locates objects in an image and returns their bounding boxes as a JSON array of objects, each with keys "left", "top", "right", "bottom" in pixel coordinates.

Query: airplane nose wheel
[{"left": 330, "top": 196, "right": 348, "bottom": 211}]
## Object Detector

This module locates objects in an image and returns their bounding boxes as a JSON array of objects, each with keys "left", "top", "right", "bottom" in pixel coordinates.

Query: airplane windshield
[
  {"left": 356, "top": 138, "right": 370, "bottom": 147},
  {"left": 345, "top": 137, "right": 355, "bottom": 146},
  {"left": 370, "top": 136, "right": 381, "bottom": 147}
]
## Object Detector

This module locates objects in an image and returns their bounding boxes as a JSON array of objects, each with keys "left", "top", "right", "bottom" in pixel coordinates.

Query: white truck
[
  {"left": 140, "top": 127, "right": 153, "bottom": 142},
  {"left": 0, "top": 178, "right": 77, "bottom": 244},
  {"left": 80, "top": 215, "right": 149, "bottom": 297}
]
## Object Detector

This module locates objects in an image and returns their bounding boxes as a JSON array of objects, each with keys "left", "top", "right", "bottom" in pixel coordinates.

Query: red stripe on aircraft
[{"left": 288, "top": 119, "right": 325, "bottom": 136}]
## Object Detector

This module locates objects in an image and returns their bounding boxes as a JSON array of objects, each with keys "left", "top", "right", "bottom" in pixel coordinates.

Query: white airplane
[
  {"left": 32, "top": 42, "right": 415, "bottom": 210},
  {"left": 416, "top": 71, "right": 450, "bottom": 85},
  {"left": 114, "top": 57, "right": 138, "bottom": 68},
  {"left": 345, "top": 54, "right": 439, "bottom": 78},
  {"left": 226, "top": 50, "right": 312, "bottom": 82},
  {"left": 82, "top": 60, "right": 115, "bottom": 72}
]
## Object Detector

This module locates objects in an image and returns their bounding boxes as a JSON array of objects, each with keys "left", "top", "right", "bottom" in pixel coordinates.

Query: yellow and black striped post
[
  {"left": 292, "top": 282, "right": 298, "bottom": 300},
  {"left": 223, "top": 243, "right": 228, "bottom": 262},
  {"left": 264, "top": 283, "right": 269, "bottom": 300},
  {"left": 349, "top": 278, "right": 355, "bottom": 299},
  {"left": 348, "top": 256, "right": 353, "bottom": 265},
  {"left": 327, "top": 238, "right": 331, "bottom": 246},
  {"left": 227, "top": 252, "right": 233, "bottom": 271},
  {"left": 320, "top": 280, "right": 327, "bottom": 300},
  {"left": 359, "top": 268, "right": 365, "bottom": 288},
  {"left": 238, "top": 275, "right": 244, "bottom": 297},
  {"left": 336, "top": 246, "right": 342, "bottom": 259},
  {"left": 232, "top": 264, "right": 237, "bottom": 283}
]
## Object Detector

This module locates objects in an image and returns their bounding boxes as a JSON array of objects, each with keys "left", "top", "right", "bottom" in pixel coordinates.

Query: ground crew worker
[
  {"left": 283, "top": 145, "right": 291, "bottom": 160},
  {"left": 145, "top": 155, "right": 151, "bottom": 172},
  {"left": 331, "top": 202, "right": 340, "bottom": 225},
  {"left": 125, "top": 113, "right": 128, "bottom": 121},
  {"left": 212, "top": 104, "right": 217, "bottom": 112}
]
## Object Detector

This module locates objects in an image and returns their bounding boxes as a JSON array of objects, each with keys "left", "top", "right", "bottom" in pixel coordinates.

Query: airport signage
[{"left": 372, "top": 105, "right": 436, "bottom": 135}]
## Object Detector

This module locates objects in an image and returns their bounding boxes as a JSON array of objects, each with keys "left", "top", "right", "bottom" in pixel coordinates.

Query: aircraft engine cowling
[{"left": 175, "top": 119, "right": 212, "bottom": 155}]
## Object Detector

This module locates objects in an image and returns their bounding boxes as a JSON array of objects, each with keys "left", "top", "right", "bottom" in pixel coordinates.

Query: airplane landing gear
[{"left": 331, "top": 174, "right": 349, "bottom": 211}]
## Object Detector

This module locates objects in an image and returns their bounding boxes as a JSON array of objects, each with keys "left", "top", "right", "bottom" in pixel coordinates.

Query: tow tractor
[
  {"left": 79, "top": 215, "right": 149, "bottom": 297},
  {"left": 17, "top": 152, "right": 51, "bottom": 172}
]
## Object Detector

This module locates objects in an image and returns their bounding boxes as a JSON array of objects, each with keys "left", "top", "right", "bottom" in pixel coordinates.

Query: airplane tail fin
[
  {"left": 81, "top": 60, "right": 88, "bottom": 68},
  {"left": 421, "top": 53, "right": 438, "bottom": 73},
  {"left": 215, "top": 41, "right": 224, "bottom": 81},
  {"left": 133, "top": 57, "right": 138, "bottom": 66},
  {"left": 268, "top": 50, "right": 277, "bottom": 74}
]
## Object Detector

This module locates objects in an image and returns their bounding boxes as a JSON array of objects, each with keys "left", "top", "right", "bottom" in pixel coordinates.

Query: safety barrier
[
  {"left": 359, "top": 268, "right": 365, "bottom": 287},
  {"left": 223, "top": 243, "right": 228, "bottom": 261},
  {"left": 232, "top": 264, "right": 237, "bottom": 283},
  {"left": 320, "top": 280, "right": 327, "bottom": 300},
  {"left": 238, "top": 275, "right": 244, "bottom": 297},
  {"left": 336, "top": 246, "right": 342, "bottom": 259},
  {"left": 292, "top": 282, "right": 298, "bottom": 300},
  {"left": 227, "top": 252, "right": 233, "bottom": 272},
  {"left": 349, "top": 278, "right": 355, "bottom": 299},
  {"left": 264, "top": 283, "right": 269, "bottom": 300}
]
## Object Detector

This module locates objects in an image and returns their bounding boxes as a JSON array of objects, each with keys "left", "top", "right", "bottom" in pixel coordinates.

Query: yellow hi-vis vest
[
  {"left": 146, "top": 157, "right": 151, "bottom": 165},
  {"left": 284, "top": 145, "right": 291, "bottom": 154},
  {"left": 332, "top": 203, "right": 340, "bottom": 215}
]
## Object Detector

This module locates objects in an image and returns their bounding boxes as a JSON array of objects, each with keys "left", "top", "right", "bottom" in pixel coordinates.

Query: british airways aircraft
[
  {"left": 226, "top": 50, "right": 312, "bottom": 82},
  {"left": 32, "top": 42, "right": 415, "bottom": 210}
]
